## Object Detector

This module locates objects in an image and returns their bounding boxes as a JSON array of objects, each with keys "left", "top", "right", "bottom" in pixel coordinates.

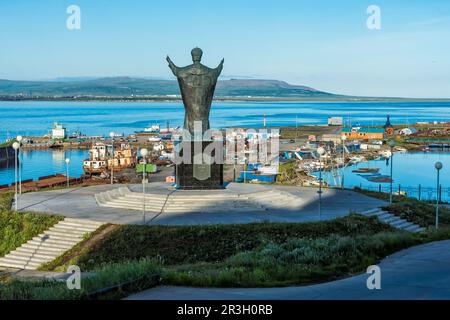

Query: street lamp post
[
  {"left": 435, "top": 162, "right": 443, "bottom": 230},
  {"left": 341, "top": 135, "right": 347, "bottom": 189},
  {"left": 233, "top": 156, "right": 239, "bottom": 182},
  {"left": 109, "top": 132, "right": 115, "bottom": 185},
  {"left": 12, "top": 142, "right": 20, "bottom": 211},
  {"left": 317, "top": 146, "right": 326, "bottom": 220},
  {"left": 243, "top": 157, "right": 247, "bottom": 184},
  {"left": 65, "top": 158, "right": 70, "bottom": 187},
  {"left": 16, "top": 136, "right": 23, "bottom": 194},
  {"left": 388, "top": 139, "right": 396, "bottom": 205},
  {"left": 140, "top": 148, "right": 149, "bottom": 224}
]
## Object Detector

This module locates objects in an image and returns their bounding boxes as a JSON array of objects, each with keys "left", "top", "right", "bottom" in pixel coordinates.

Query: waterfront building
[
  {"left": 51, "top": 122, "right": 67, "bottom": 140},
  {"left": 341, "top": 127, "right": 385, "bottom": 140},
  {"left": 321, "top": 134, "right": 342, "bottom": 144},
  {"left": 83, "top": 142, "right": 136, "bottom": 175},
  {"left": 328, "top": 117, "right": 344, "bottom": 126}
]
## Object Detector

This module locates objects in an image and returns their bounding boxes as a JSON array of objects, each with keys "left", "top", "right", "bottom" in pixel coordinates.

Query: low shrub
[
  {"left": 67, "top": 214, "right": 393, "bottom": 270},
  {"left": 0, "top": 258, "right": 161, "bottom": 300},
  {"left": 163, "top": 228, "right": 450, "bottom": 287}
]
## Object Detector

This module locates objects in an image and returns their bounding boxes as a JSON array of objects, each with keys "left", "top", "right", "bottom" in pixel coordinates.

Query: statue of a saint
[{"left": 167, "top": 47, "right": 224, "bottom": 136}]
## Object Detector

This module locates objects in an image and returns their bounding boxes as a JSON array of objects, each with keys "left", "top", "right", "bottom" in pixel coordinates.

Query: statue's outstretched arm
[
  {"left": 215, "top": 58, "right": 224, "bottom": 76},
  {"left": 166, "top": 56, "right": 179, "bottom": 76}
]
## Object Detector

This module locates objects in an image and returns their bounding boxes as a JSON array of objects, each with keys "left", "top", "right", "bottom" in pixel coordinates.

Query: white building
[
  {"left": 328, "top": 117, "right": 344, "bottom": 126},
  {"left": 51, "top": 122, "right": 67, "bottom": 139}
]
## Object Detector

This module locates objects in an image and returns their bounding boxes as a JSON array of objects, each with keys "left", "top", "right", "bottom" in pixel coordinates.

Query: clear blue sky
[{"left": 0, "top": 0, "right": 449, "bottom": 98}]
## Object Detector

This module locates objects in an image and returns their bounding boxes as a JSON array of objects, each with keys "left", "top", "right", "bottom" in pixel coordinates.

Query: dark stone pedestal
[{"left": 174, "top": 140, "right": 224, "bottom": 190}]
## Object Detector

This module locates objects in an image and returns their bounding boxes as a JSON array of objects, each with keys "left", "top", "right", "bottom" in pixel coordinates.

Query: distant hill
[{"left": 0, "top": 77, "right": 339, "bottom": 98}]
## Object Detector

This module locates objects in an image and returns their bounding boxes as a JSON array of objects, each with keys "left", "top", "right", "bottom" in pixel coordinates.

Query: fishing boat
[{"left": 352, "top": 168, "right": 380, "bottom": 173}]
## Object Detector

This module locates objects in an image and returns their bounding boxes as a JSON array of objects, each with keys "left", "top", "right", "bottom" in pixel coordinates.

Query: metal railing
[{"left": 356, "top": 183, "right": 450, "bottom": 202}]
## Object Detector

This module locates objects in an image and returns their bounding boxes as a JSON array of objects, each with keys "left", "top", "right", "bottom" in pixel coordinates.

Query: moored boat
[
  {"left": 367, "top": 175, "right": 392, "bottom": 183},
  {"left": 352, "top": 167, "right": 380, "bottom": 173}
]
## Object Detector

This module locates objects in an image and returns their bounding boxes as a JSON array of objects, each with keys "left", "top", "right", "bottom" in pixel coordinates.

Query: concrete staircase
[
  {"left": 95, "top": 187, "right": 306, "bottom": 213},
  {"left": 0, "top": 218, "right": 103, "bottom": 270},
  {"left": 96, "top": 187, "right": 166, "bottom": 213},
  {"left": 361, "top": 208, "right": 425, "bottom": 233}
]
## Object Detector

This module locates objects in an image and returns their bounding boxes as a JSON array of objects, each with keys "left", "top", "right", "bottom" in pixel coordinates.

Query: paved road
[{"left": 127, "top": 240, "right": 450, "bottom": 300}]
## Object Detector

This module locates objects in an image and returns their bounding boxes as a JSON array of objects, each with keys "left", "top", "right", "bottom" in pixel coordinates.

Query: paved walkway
[
  {"left": 0, "top": 267, "right": 72, "bottom": 280},
  {"left": 16, "top": 183, "right": 385, "bottom": 225},
  {"left": 127, "top": 240, "right": 450, "bottom": 300}
]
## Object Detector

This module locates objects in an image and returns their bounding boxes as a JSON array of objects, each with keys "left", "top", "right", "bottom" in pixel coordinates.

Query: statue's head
[{"left": 191, "top": 47, "right": 203, "bottom": 63}]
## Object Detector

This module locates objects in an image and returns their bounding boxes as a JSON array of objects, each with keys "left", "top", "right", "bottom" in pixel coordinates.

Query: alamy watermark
[
  {"left": 366, "top": 265, "right": 381, "bottom": 290},
  {"left": 367, "top": 5, "right": 381, "bottom": 30},
  {"left": 66, "top": 5, "right": 81, "bottom": 30},
  {"left": 172, "top": 121, "right": 279, "bottom": 167},
  {"left": 66, "top": 265, "right": 81, "bottom": 290}
]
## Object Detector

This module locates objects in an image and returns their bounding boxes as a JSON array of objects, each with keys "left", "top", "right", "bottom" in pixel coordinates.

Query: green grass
[
  {"left": 52, "top": 214, "right": 394, "bottom": 271},
  {"left": 163, "top": 228, "right": 450, "bottom": 287},
  {"left": 0, "top": 258, "right": 161, "bottom": 300},
  {"left": 0, "top": 192, "right": 63, "bottom": 257},
  {"left": 384, "top": 200, "right": 450, "bottom": 228},
  {"left": 0, "top": 141, "right": 13, "bottom": 148}
]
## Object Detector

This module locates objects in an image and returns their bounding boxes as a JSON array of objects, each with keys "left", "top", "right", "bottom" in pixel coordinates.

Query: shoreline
[{"left": 2, "top": 97, "right": 450, "bottom": 103}]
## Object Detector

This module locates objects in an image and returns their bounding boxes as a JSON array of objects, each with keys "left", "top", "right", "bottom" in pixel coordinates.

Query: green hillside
[{"left": 0, "top": 77, "right": 338, "bottom": 98}]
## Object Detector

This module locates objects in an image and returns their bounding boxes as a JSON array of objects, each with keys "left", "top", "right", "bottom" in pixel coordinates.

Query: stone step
[
  {"left": 120, "top": 195, "right": 167, "bottom": 202},
  {"left": 360, "top": 208, "right": 381, "bottom": 215},
  {"left": 382, "top": 215, "right": 401, "bottom": 223},
  {"left": 0, "top": 258, "right": 42, "bottom": 269},
  {"left": 164, "top": 202, "right": 258, "bottom": 208},
  {"left": 404, "top": 224, "right": 425, "bottom": 233},
  {"left": 37, "top": 232, "right": 84, "bottom": 241},
  {"left": 0, "top": 260, "right": 39, "bottom": 270},
  {"left": 367, "top": 210, "right": 384, "bottom": 217},
  {"left": 21, "top": 242, "right": 70, "bottom": 252},
  {"left": 395, "top": 221, "right": 414, "bottom": 229},
  {"left": 0, "top": 218, "right": 102, "bottom": 270},
  {"left": 367, "top": 209, "right": 425, "bottom": 233},
  {"left": 28, "top": 238, "right": 78, "bottom": 248},
  {"left": 118, "top": 192, "right": 167, "bottom": 199},
  {"left": 103, "top": 202, "right": 161, "bottom": 212},
  {"left": 49, "top": 224, "right": 97, "bottom": 234},
  {"left": 169, "top": 195, "right": 240, "bottom": 200},
  {"left": 3, "top": 253, "right": 49, "bottom": 264},
  {"left": 378, "top": 213, "right": 393, "bottom": 220},
  {"left": 32, "top": 235, "right": 79, "bottom": 246},
  {"left": 63, "top": 218, "right": 103, "bottom": 227},
  {"left": 48, "top": 226, "right": 93, "bottom": 236},
  {"left": 162, "top": 207, "right": 261, "bottom": 213},
  {"left": 112, "top": 199, "right": 165, "bottom": 206},
  {"left": 13, "top": 247, "right": 60, "bottom": 259}
]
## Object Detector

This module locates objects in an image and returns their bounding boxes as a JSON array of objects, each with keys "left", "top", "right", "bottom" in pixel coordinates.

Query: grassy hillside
[
  {"left": 0, "top": 77, "right": 338, "bottom": 98},
  {"left": 42, "top": 214, "right": 394, "bottom": 271}
]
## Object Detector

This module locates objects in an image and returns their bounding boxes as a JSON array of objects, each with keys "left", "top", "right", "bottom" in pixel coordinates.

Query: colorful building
[{"left": 341, "top": 127, "right": 385, "bottom": 140}]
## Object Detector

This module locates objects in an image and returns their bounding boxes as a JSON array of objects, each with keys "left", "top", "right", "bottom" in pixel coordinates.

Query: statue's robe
[{"left": 169, "top": 62, "right": 222, "bottom": 136}]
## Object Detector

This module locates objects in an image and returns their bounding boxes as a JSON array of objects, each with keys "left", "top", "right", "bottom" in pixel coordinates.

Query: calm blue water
[
  {"left": 0, "top": 149, "right": 88, "bottom": 186},
  {"left": 0, "top": 101, "right": 449, "bottom": 188},
  {"left": 315, "top": 152, "right": 450, "bottom": 201},
  {"left": 1, "top": 100, "right": 450, "bottom": 141}
]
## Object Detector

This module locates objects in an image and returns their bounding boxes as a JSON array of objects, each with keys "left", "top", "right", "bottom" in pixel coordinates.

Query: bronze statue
[{"left": 167, "top": 48, "right": 224, "bottom": 136}]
